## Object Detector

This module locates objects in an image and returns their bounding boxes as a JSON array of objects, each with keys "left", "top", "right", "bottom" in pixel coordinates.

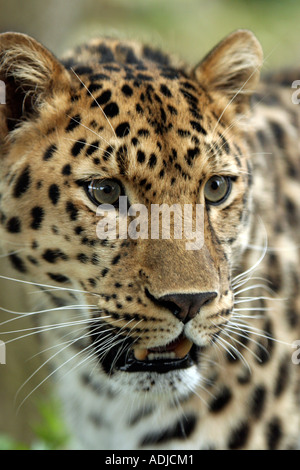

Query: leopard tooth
[
  {"left": 133, "top": 348, "right": 148, "bottom": 361},
  {"left": 174, "top": 337, "right": 193, "bottom": 359},
  {"left": 148, "top": 351, "right": 176, "bottom": 360}
]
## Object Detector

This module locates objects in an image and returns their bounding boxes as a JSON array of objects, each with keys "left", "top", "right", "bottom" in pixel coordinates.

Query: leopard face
[{"left": 0, "top": 31, "right": 263, "bottom": 401}]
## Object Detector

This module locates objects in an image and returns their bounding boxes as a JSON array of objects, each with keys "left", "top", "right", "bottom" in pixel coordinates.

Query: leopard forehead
[
  {"left": 1, "top": 35, "right": 254, "bottom": 210},
  {"left": 57, "top": 37, "right": 249, "bottom": 185},
  {"left": 22, "top": 65, "right": 245, "bottom": 203}
]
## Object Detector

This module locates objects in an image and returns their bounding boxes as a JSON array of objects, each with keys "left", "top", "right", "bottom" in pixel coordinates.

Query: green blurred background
[
  {"left": 1, "top": 0, "right": 300, "bottom": 68},
  {"left": 0, "top": 0, "right": 300, "bottom": 449}
]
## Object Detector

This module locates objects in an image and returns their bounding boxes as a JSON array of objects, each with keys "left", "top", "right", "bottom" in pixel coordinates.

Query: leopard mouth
[
  {"left": 119, "top": 334, "right": 197, "bottom": 373},
  {"left": 91, "top": 324, "right": 199, "bottom": 374}
]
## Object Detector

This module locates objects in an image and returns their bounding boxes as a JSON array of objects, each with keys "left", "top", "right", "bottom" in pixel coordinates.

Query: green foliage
[
  {"left": 0, "top": 397, "right": 69, "bottom": 450},
  {"left": 0, "top": 435, "right": 29, "bottom": 450},
  {"left": 31, "top": 397, "right": 70, "bottom": 450}
]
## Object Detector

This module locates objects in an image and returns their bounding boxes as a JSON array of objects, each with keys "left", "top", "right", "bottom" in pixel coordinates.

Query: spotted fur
[{"left": 0, "top": 30, "right": 299, "bottom": 449}]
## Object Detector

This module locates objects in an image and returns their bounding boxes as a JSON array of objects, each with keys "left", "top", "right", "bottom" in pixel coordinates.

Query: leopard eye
[
  {"left": 204, "top": 176, "right": 231, "bottom": 205},
  {"left": 87, "top": 179, "right": 122, "bottom": 205}
]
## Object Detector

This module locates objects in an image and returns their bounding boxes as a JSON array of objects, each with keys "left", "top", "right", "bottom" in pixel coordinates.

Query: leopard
[{"left": 0, "top": 29, "right": 299, "bottom": 450}]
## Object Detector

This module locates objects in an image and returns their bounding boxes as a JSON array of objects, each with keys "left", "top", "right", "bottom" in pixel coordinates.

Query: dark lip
[
  {"left": 90, "top": 323, "right": 199, "bottom": 374},
  {"left": 118, "top": 351, "right": 195, "bottom": 373}
]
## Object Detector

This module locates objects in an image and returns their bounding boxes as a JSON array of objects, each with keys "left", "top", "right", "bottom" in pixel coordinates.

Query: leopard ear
[
  {"left": 0, "top": 32, "right": 71, "bottom": 136},
  {"left": 193, "top": 30, "right": 263, "bottom": 109}
]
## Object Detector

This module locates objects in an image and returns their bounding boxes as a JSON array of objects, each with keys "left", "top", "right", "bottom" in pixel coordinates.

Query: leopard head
[{"left": 0, "top": 30, "right": 263, "bottom": 400}]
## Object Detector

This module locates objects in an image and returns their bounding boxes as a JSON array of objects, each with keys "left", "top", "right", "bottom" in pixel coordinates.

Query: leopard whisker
[
  {"left": 15, "top": 328, "right": 107, "bottom": 413},
  {"left": 227, "top": 319, "right": 293, "bottom": 348},
  {"left": 65, "top": 113, "right": 112, "bottom": 149},
  {"left": 109, "top": 342, "right": 128, "bottom": 375},
  {"left": 0, "top": 248, "right": 26, "bottom": 258},
  {"left": 232, "top": 219, "right": 268, "bottom": 285},
  {"left": 232, "top": 276, "right": 272, "bottom": 290},
  {"left": 103, "top": 327, "right": 143, "bottom": 376},
  {"left": 0, "top": 304, "right": 97, "bottom": 327},
  {"left": 166, "top": 393, "right": 187, "bottom": 419},
  {"left": 233, "top": 283, "right": 277, "bottom": 296},
  {"left": 231, "top": 314, "right": 265, "bottom": 319},
  {"left": 223, "top": 323, "right": 271, "bottom": 361},
  {"left": 27, "top": 312, "right": 110, "bottom": 360},
  {"left": 234, "top": 295, "right": 277, "bottom": 304},
  {"left": 2, "top": 317, "right": 109, "bottom": 345},
  {"left": 214, "top": 92, "right": 273, "bottom": 151},
  {"left": 225, "top": 322, "right": 269, "bottom": 353},
  {"left": 233, "top": 307, "right": 271, "bottom": 312},
  {"left": 0, "top": 273, "right": 102, "bottom": 298},
  {"left": 14, "top": 326, "right": 98, "bottom": 409},
  {"left": 22, "top": 325, "right": 117, "bottom": 407},
  {"left": 212, "top": 73, "right": 261, "bottom": 140},
  {"left": 28, "top": 325, "right": 92, "bottom": 360},
  {"left": 109, "top": 319, "right": 143, "bottom": 373},
  {"left": 94, "top": 337, "right": 127, "bottom": 367},
  {"left": 58, "top": 334, "right": 115, "bottom": 382},
  {"left": 185, "top": 380, "right": 212, "bottom": 408},
  {"left": 246, "top": 243, "right": 300, "bottom": 252},
  {"left": 213, "top": 334, "right": 251, "bottom": 371},
  {"left": 92, "top": 318, "right": 138, "bottom": 361},
  {"left": 71, "top": 68, "right": 117, "bottom": 140},
  {"left": 63, "top": 137, "right": 100, "bottom": 150},
  {"left": 220, "top": 326, "right": 263, "bottom": 363}
]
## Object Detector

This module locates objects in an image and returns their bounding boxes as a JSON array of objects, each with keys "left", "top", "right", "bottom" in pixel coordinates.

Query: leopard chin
[
  {"left": 90, "top": 326, "right": 205, "bottom": 400},
  {"left": 109, "top": 364, "right": 202, "bottom": 402}
]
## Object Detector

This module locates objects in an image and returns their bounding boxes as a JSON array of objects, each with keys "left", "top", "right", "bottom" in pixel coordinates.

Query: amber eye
[
  {"left": 87, "top": 179, "right": 122, "bottom": 205},
  {"left": 204, "top": 176, "right": 231, "bottom": 205}
]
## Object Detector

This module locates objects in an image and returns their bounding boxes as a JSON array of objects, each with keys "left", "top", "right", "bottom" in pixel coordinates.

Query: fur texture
[{"left": 0, "top": 30, "right": 299, "bottom": 449}]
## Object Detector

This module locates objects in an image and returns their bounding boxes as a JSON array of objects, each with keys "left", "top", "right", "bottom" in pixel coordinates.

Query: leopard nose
[{"left": 157, "top": 291, "right": 217, "bottom": 324}]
